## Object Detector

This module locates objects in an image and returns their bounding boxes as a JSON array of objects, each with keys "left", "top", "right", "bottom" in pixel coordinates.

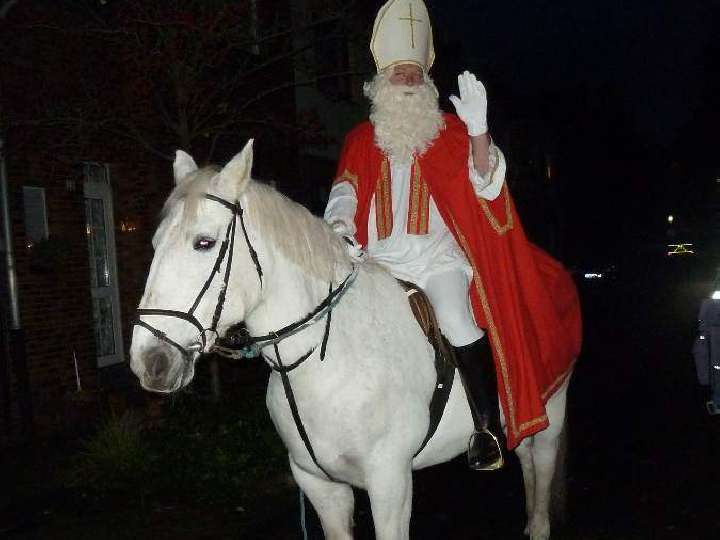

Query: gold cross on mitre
[{"left": 398, "top": 3, "right": 424, "bottom": 49}]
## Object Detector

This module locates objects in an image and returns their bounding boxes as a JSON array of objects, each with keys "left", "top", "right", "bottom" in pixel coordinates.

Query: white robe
[{"left": 324, "top": 143, "right": 507, "bottom": 287}]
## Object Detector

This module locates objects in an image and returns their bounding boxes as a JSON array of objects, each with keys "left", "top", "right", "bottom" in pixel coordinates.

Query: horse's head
[{"left": 130, "top": 140, "right": 262, "bottom": 393}]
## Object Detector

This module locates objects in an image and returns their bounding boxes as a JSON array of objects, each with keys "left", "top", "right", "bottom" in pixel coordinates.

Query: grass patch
[{"left": 64, "top": 385, "right": 289, "bottom": 511}]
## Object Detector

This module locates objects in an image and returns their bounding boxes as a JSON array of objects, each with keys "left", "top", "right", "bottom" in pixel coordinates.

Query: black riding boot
[{"left": 454, "top": 337, "right": 504, "bottom": 471}]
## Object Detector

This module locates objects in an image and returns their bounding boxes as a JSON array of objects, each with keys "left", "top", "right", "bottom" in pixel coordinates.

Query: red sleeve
[{"left": 333, "top": 122, "right": 373, "bottom": 194}]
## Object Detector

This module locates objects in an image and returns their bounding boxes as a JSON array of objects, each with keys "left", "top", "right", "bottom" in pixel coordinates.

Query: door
[{"left": 83, "top": 163, "right": 124, "bottom": 367}]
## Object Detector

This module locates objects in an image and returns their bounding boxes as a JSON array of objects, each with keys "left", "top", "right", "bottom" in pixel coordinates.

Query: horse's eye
[{"left": 193, "top": 237, "right": 217, "bottom": 251}]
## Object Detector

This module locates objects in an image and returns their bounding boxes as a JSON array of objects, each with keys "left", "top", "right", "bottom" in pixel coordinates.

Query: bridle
[
  {"left": 134, "top": 193, "right": 262, "bottom": 360},
  {"left": 133, "top": 192, "right": 357, "bottom": 369}
]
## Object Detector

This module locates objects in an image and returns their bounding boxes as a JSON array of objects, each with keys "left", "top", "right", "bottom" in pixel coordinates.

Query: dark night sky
[
  {"left": 429, "top": 0, "right": 717, "bottom": 146},
  {"left": 418, "top": 0, "right": 720, "bottom": 266}
]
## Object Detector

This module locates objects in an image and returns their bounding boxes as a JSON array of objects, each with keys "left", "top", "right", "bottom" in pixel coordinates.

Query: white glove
[
  {"left": 329, "top": 220, "right": 365, "bottom": 262},
  {"left": 342, "top": 235, "right": 365, "bottom": 262},
  {"left": 449, "top": 71, "right": 488, "bottom": 136},
  {"left": 329, "top": 219, "right": 351, "bottom": 238}
]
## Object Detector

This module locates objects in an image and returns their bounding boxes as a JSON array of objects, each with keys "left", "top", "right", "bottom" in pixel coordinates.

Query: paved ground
[{"left": 3, "top": 259, "right": 719, "bottom": 539}]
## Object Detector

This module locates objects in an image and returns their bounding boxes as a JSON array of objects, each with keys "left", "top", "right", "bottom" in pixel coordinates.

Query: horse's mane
[
  {"left": 162, "top": 166, "right": 351, "bottom": 283},
  {"left": 244, "top": 181, "right": 352, "bottom": 281}
]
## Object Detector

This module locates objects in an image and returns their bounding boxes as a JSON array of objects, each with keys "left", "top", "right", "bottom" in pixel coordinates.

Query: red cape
[{"left": 334, "top": 114, "right": 582, "bottom": 448}]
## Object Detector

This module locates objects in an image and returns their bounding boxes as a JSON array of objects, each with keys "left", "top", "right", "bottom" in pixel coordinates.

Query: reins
[{"left": 211, "top": 267, "right": 358, "bottom": 366}]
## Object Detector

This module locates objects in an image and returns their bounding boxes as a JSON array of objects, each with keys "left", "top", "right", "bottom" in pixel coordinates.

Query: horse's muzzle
[{"left": 133, "top": 343, "right": 189, "bottom": 393}]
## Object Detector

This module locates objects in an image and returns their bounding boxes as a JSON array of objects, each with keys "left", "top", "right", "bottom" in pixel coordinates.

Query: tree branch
[
  {"left": 110, "top": 122, "right": 174, "bottom": 161},
  {"left": 196, "top": 70, "right": 367, "bottom": 136}
]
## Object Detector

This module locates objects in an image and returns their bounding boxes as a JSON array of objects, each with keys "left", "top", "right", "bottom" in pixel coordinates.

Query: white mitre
[{"left": 370, "top": 0, "right": 435, "bottom": 73}]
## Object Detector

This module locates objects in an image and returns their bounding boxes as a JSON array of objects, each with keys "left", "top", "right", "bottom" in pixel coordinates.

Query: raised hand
[{"left": 449, "top": 71, "right": 488, "bottom": 136}]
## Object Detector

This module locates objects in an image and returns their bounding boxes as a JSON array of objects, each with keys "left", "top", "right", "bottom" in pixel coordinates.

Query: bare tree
[{"left": 1, "top": 0, "right": 369, "bottom": 162}]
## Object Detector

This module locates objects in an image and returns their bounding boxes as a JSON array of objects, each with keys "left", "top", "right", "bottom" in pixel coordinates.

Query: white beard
[{"left": 364, "top": 72, "right": 445, "bottom": 164}]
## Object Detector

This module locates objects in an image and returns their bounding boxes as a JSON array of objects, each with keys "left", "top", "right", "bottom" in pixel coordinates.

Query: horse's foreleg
[
  {"left": 366, "top": 461, "right": 413, "bottom": 540},
  {"left": 289, "top": 459, "right": 355, "bottom": 540}
]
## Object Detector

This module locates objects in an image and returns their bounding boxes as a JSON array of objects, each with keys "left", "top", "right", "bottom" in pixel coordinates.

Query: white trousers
[{"left": 423, "top": 268, "right": 484, "bottom": 347}]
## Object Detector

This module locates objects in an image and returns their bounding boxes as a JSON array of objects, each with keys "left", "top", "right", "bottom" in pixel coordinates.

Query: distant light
[
  {"left": 120, "top": 220, "right": 138, "bottom": 233},
  {"left": 584, "top": 273, "right": 603, "bottom": 279},
  {"left": 667, "top": 215, "right": 674, "bottom": 224},
  {"left": 712, "top": 291, "right": 720, "bottom": 300},
  {"left": 667, "top": 243, "right": 694, "bottom": 256}
]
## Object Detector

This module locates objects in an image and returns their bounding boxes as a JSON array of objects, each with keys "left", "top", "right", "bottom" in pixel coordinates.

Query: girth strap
[
  {"left": 398, "top": 282, "right": 457, "bottom": 458},
  {"left": 414, "top": 340, "right": 455, "bottom": 457}
]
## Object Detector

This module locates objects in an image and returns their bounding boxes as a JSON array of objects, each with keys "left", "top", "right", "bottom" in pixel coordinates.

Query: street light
[{"left": 667, "top": 215, "right": 674, "bottom": 224}]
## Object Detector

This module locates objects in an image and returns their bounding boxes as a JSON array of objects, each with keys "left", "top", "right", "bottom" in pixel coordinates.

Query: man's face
[
  {"left": 365, "top": 64, "right": 442, "bottom": 162},
  {"left": 388, "top": 64, "right": 424, "bottom": 87}
]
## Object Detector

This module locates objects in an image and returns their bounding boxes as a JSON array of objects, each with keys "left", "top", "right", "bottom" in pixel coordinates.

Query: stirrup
[{"left": 467, "top": 429, "right": 504, "bottom": 471}]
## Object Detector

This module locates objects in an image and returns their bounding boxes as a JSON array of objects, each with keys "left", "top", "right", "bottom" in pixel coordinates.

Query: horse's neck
[{"left": 244, "top": 253, "right": 332, "bottom": 358}]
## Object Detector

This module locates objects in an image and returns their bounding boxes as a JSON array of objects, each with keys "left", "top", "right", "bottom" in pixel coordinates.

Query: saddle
[{"left": 398, "top": 281, "right": 457, "bottom": 456}]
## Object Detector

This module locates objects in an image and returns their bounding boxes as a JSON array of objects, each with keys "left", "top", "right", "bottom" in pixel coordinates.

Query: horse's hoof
[{"left": 527, "top": 517, "right": 550, "bottom": 540}]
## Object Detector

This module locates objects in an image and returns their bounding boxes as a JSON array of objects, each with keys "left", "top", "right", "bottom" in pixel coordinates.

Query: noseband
[{"left": 134, "top": 194, "right": 263, "bottom": 359}]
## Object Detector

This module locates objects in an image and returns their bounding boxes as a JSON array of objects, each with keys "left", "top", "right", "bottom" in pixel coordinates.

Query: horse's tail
[{"left": 550, "top": 423, "right": 568, "bottom": 524}]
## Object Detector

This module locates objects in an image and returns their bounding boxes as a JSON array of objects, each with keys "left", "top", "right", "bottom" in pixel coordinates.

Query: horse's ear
[
  {"left": 219, "top": 139, "right": 254, "bottom": 199},
  {"left": 173, "top": 150, "right": 198, "bottom": 185}
]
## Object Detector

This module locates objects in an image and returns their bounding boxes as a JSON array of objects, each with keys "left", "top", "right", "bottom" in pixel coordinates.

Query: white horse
[{"left": 130, "top": 140, "right": 571, "bottom": 540}]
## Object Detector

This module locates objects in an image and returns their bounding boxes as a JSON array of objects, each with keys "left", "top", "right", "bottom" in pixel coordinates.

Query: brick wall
[
  {"left": 1, "top": 134, "right": 170, "bottom": 439},
  {"left": 5, "top": 152, "right": 97, "bottom": 433}
]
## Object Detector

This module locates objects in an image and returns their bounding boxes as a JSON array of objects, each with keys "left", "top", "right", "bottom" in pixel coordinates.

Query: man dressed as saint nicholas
[{"left": 324, "top": 0, "right": 582, "bottom": 471}]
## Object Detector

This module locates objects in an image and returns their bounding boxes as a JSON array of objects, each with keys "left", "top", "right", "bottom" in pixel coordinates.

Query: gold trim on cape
[
  {"left": 479, "top": 183, "right": 514, "bottom": 235},
  {"left": 477, "top": 147, "right": 512, "bottom": 235},
  {"left": 450, "top": 214, "right": 573, "bottom": 440},
  {"left": 375, "top": 158, "right": 393, "bottom": 240},
  {"left": 541, "top": 361, "right": 575, "bottom": 401},
  {"left": 450, "top": 215, "right": 521, "bottom": 440}
]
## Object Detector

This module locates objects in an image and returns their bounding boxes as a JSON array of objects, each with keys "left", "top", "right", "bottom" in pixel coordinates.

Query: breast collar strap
[{"left": 211, "top": 264, "right": 359, "bottom": 371}]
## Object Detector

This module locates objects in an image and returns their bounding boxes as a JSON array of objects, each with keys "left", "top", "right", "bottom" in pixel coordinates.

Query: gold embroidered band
[
  {"left": 479, "top": 183, "right": 514, "bottom": 235},
  {"left": 375, "top": 158, "right": 393, "bottom": 240},
  {"left": 407, "top": 161, "right": 430, "bottom": 235},
  {"left": 450, "top": 215, "right": 523, "bottom": 439}
]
